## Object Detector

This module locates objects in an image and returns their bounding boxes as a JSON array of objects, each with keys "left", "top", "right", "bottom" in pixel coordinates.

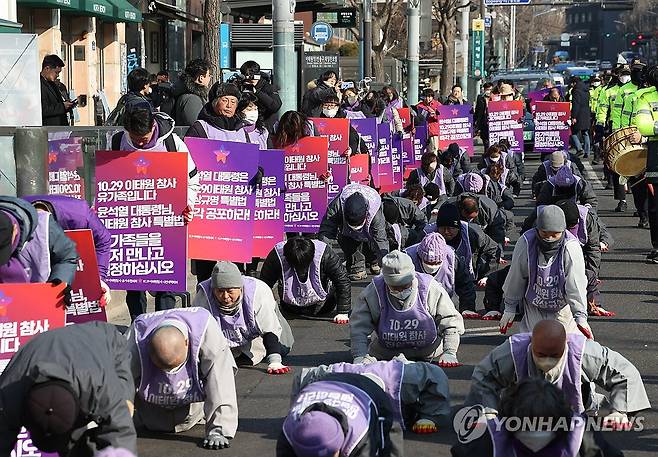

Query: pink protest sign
[
  {"left": 437, "top": 105, "right": 474, "bottom": 157},
  {"left": 284, "top": 137, "right": 329, "bottom": 233},
  {"left": 377, "top": 122, "right": 395, "bottom": 193},
  {"left": 533, "top": 101, "right": 571, "bottom": 154},
  {"left": 48, "top": 138, "right": 85, "bottom": 199},
  {"left": 95, "top": 150, "right": 188, "bottom": 292},
  {"left": 350, "top": 118, "right": 378, "bottom": 188},
  {"left": 253, "top": 150, "right": 285, "bottom": 258},
  {"left": 349, "top": 154, "right": 370, "bottom": 185},
  {"left": 311, "top": 118, "right": 350, "bottom": 201},
  {"left": 487, "top": 100, "right": 525, "bottom": 154},
  {"left": 186, "top": 138, "right": 259, "bottom": 263}
]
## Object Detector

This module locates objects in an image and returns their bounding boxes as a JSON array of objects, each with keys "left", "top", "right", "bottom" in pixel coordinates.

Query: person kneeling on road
[
  {"left": 293, "top": 358, "right": 450, "bottom": 434},
  {"left": 350, "top": 250, "right": 464, "bottom": 367},
  {"left": 259, "top": 236, "right": 352, "bottom": 324},
  {"left": 276, "top": 372, "right": 403, "bottom": 457},
  {"left": 127, "top": 307, "right": 238, "bottom": 450},
  {"left": 194, "top": 261, "right": 294, "bottom": 374}
]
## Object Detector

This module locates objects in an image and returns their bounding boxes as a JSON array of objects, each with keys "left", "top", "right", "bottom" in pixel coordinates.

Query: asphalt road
[{"left": 110, "top": 156, "right": 658, "bottom": 457}]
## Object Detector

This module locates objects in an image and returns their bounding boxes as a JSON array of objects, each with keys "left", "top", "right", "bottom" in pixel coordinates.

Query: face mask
[
  {"left": 591, "top": 81, "right": 601, "bottom": 87},
  {"left": 619, "top": 75, "right": 631, "bottom": 84},
  {"left": 243, "top": 110, "right": 259, "bottom": 125},
  {"left": 484, "top": 90, "right": 491, "bottom": 96},
  {"left": 347, "top": 95, "right": 358, "bottom": 105},
  {"left": 323, "top": 108, "right": 339, "bottom": 118},
  {"left": 422, "top": 261, "right": 441, "bottom": 275},
  {"left": 514, "top": 431, "right": 557, "bottom": 452},
  {"left": 348, "top": 222, "right": 366, "bottom": 231},
  {"left": 533, "top": 355, "right": 561, "bottom": 373},
  {"left": 428, "top": 162, "right": 437, "bottom": 171},
  {"left": 490, "top": 156, "right": 501, "bottom": 163},
  {"left": 389, "top": 287, "right": 413, "bottom": 301}
]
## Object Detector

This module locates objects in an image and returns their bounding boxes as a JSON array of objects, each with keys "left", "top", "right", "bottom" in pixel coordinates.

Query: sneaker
[
  {"left": 461, "top": 310, "right": 481, "bottom": 319},
  {"left": 614, "top": 201, "right": 627, "bottom": 213},
  {"left": 348, "top": 271, "right": 367, "bottom": 281},
  {"left": 369, "top": 264, "right": 381, "bottom": 275}
]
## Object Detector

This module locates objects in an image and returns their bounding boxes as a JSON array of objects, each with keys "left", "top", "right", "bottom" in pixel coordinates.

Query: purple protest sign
[
  {"left": 437, "top": 105, "right": 474, "bottom": 157},
  {"left": 414, "top": 125, "right": 428, "bottom": 163},
  {"left": 95, "top": 151, "right": 188, "bottom": 292},
  {"left": 254, "top": 150, "right": 285, "bottom": 258},
  {"left": 533, "top": 101, "right": 571, "bottom": 153},
  {"left": 186, "top": 138, "right": 259, "bottom": 263},
  {"left": 351, "top": 118, "right": 379, "bottom": 188},
  {"left": 377, "top": 122, "right": 395, "bottom": 192},
  {"left": 391, "top": 133, "right": 404, "bottom": 190},
  {"left": 284, "top": 137, "right": 329, "bottom": 233},
  {"left": 12, "top": 428, "right": 59, "bottom": 457},
  {"left": 487, "top": 100, "right": 525, "bottom": 154},
  {"left": 48, "top": 138, "right": 85, "bottom": 199}
]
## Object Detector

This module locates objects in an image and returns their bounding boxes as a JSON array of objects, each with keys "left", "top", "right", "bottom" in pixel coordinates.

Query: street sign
[
  {"left": 485, "top": 0, "right": 530, "bottom": 4},
  {"left": 310, "top": 21, "right": 333, "bottom": 45},
  {"left": 484, "top": 15, "right": 492, "bottom": 28},
  {"left": 314, "top": 9, "right": 357, "bottom": 28},
  {"left": 560, "top": 33, "right": 570, "bottom": 41},
  {"left": 471, "top": 19, "right": 485, "bottom": 79}
]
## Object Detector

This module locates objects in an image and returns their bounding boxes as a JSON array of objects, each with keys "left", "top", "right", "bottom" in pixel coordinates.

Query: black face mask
[{"left": 537, "top": 235, "right": 564, "bottom": 258}]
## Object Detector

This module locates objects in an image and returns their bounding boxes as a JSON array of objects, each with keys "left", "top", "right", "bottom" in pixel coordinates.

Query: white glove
[
  {"left": 603, "top": 410, "right": 630, "bottom": 430},
  {"left": 477, "top": 277, "right": 488, "bottom": 288},
  {"left": 100, "top": 280, "right": 111, "bottom": 306},
  {"left": 436, "top": 352, "right": 462, "bottom": 368},
  {"left": 267, "top": 361, "right": 291, "bottom": 374},
  {"left": 499, "top": 312, "right": 515, "bottom": 334},
  {"left": 576, "top": 321, "right": 594, "bottom": 340},
  {"left": 333, "top": 313, "right": 349, "bottom": 324},
  {"left": 600, "top": 242, "right": 609, "bottom": 252},
  {"left": 353, "top": 355, "right": 377, "bottom": 365}
]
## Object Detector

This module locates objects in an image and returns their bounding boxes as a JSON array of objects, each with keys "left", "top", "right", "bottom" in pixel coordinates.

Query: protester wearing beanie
[
  {"left": 349, "top": 250, "right": 464, "bottom": 366},
  {"left": 319, "top": 183, "right": 389, "bottom": 281},
  {"left": 535, "top": 161, "right": 598, "bottom": 208},
  {"left": 405, "top": 232, "right": 477, "bottom": 315},
  {"left": 0, "top": 323, "right": 137, "bottom": 455},
  {"left": 278, "top": 372, "right": 404, "bottom": 456},
  {"left": 425, "top": 203, "right": 499, "bottom": 283},
  {"left": 193, "top": 261, "right": 295, "bottom": 373},
  {"left": 501, "top": 205, "right": 592, "bottom": 338},
  {"left": 531, "top": 150, "right": 583, "bottom": 197}
]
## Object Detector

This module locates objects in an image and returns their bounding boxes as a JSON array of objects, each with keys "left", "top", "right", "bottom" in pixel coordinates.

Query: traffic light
[{"left": 486, "top": 54, "right": 500, "bottom": 76}]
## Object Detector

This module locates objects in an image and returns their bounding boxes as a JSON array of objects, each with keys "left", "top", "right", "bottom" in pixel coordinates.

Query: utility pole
[
  {"left": 406, "top": 0, "right": 420, "bottom": 104},
  {"left": 460, "top": 0, "right": 469, "bottom": 94},
  {"left": 363, "top": 0, "right": 372, "bottom": 77},
  {"left": 509, "top": 5, "right": 516, "bottom": 68},
  {"left": 273, "top": 0, "right": 297, "bottom": 113}
]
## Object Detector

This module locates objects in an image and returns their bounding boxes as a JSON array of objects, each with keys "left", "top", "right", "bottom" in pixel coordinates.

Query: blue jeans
[{"left": 571, "top": 130, "right": 591, "bottom": 156}]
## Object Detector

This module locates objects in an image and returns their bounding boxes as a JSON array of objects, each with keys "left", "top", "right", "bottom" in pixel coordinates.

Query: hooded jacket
[
  {"left": 0, "top": 196, "right": 78, "bottom": 285},
  {"left": 24, "top": 195, "right": 112, "bottom": 280},
  {"left": 173, "top": 73, "right": 209, "bottom": 127},
  {"left": 0, "top": 322, "right": 136, "bottom": 455}
]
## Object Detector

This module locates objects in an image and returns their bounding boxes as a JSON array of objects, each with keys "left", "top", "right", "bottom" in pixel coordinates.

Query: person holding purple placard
[
  {"left": 415, "top": 88, "right": 442, "bottom": 154},
  {"left": 127, "top": 307, "right": 238, "bottom": 450},
  {"left": 193, "top": 262, "right": 294, "bottom": 375},
  {"left": 260, "top": 237, "right": 352, "bottom": 324},
  {"left": 319, "top": 183, "right": 389, "bottom": 281},
  {"left": 184, "top": 83, "right": 245, "bottom": 142},
  {"left": 350, "top": 250, "right": 464, "bottom": 367}
]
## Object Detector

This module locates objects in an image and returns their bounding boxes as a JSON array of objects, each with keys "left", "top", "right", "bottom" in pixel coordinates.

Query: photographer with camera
[{"left": 238, "top": 61, "right": 282, "bottom": 132}]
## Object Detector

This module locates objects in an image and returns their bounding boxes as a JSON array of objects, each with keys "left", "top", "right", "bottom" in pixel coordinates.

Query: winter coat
[
  {"left": 40, "top": 76, "right": 70, "bottom": 126},
  {"left": 184, "top": 102, "right": 244, "bottom": 139},
  {"left": 173, "top": 73, "right": 209, "bottom": 127},
  {"left": 570, "top": 79, "right": 592, "bottom": 131},
  {"left": 0, "top": 322, "right": 136, "bottom": 455},
  {"left": 302, "top": 80, "right": 337, "bottom": 117},
  {"left": 24, "top": 195, "right": 112, "bottom": 280},
  {"left": 247, "top": 73, "right": 282, "bottom": 131},
  {"left": 415, "top": 100, "right": 442, "bottom": 137},
  {"left": 446, "top": 193, "right": 508, "bottom": 245},
  {"left": 259, "top": 242, "right": 352, "bottom": 314},
  {"left": 536, "top": 179, "right": 598, "bottom": 209}
]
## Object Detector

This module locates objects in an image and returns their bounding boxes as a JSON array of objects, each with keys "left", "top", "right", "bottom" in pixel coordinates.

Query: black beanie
[
  {"left": 344, "top": 193, "right": 368, "bottom": 226},
  {"left": 436, "top": 203, "right": 460, "bottom": 229},
  {"left": 24, "top": 381, "right": 79, "bottom": 452},
  {"left": 556, "top": 200, "right": 580, "bottom": 228}
]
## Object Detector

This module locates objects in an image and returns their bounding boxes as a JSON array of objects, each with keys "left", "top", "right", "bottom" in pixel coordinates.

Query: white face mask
[
  {"left": 591, "top": 81, "right": 601, "bottom": 87},
  {"left": 243, "top": 110, "right": 259, "bottom": 125},
  {"left": 389, "top": 287, "right": 413, "bottom": 301},
  {"left": 619, "top": 75, "right": 631, "bottom": 84},
  {"left": 490, "top": 156, "right": 501, "bottom": 163},
  {"left": 323, "top": 108, "right": 339, "bottom": 118},
  {"left": 422, "top": 261, "right": 441, "bottom": 275},
  {"left": 347, "top": 95, "right": 358, "bottom": 105},
  {"left": 348, "top": 222, "right": 366, "bottom": 231},
  {"left": 514, "top": 431, "right": 557, "bottom": 452},
  {"left": 428, "top": 162, "right": 438, "bottom": 171}
]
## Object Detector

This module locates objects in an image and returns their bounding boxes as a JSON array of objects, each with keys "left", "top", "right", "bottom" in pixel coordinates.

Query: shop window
[{"left": 74, "top": 45, "right": 85, "bottom": 61}]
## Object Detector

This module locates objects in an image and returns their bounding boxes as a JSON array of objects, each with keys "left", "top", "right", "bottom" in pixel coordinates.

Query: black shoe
[
  {"left": 614, "top": 201, "right": 627, "bottom": 212},
  {"left": 638, "top": 220, "right": 650, "bottom": 229},
  {"left": 646, "top": 250, "right": 658, "bottom": 264}
]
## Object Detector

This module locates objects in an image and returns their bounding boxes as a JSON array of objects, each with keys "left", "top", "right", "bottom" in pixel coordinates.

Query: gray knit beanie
[
  {"left": 211, "top": 261, "right": 244, "bottom": 289},
  {"left": 537, "top": 205, "right": 566, "bottom": 232},
  {"left": 381, "top": 250, "right": 416, "bottom": 287}
]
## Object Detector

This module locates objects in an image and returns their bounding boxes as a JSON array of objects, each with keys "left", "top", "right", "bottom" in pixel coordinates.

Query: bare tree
[
  {"left": 204, "top": 0, "right": 221, "bottom": 82},
  {"left": 620, "top": 0, "right": 658, "bottom": 33},
  {"left": 433, "top": 0, "right": 466, "bottom": 96}
]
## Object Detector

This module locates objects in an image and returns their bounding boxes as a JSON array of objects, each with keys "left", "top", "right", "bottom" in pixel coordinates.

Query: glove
[
  {"left": 341, "top": 148, "right": 351, "bottom": 157},
  {"left": 333, "top": 313, "right": 349, "bottom": 324},
  {"left": 600, "top": 242, "right": 609, "bottom": 252},
  {"left": 267, "top": 362, "right": 291, "bottom": 375},
  {"left": 99, "top": 280, "right": 111, "bottom": 307},
  {"left": 499, "top": 312, "right": 516, "bottom": 334},
  {"left": 202, "top": 431, "right": 231, "bottom": 449},
  {"left": 353, "top": 355, "right": 377, "bottom": 365},
  {"left": 477, "top": 277, "right": 488, "bottom": 288},
  {"left": 412, "top": 419, "right": 437, "bottom": 434},
  {"left": 481, "top": 311, "right": 502, "bottom": 321},
  {"left": 436, "top": 352, "right": 462, "bottom": 368},
  {"left": 182, "top": 205, "right": 193, "bottom": 224},
  {"left": 577, "top": 321, "right": 594, "bottom": 340},
  {"left": 49, "top": 279, "right": 71, "bottom": 308},
  {"left": 603, "top": 410, "right": 631, "bottom": 431}
]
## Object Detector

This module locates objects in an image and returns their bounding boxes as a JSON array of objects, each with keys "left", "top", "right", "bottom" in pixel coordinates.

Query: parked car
[{"left": 564, "top": 66, "right": 594, "bottom": 81}]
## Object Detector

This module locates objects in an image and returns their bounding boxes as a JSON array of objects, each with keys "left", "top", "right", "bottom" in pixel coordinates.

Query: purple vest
[
  {"left": 548, "top": 175, "right": 582, "bottom": 201},
  {"left": 373, "top": 273, "right": 438, "bottom": 349},
  {"left": 543, "top": 157, "right": 572, "bottom": 180},
  {"left": 487, "top": 415, "right": 585, "bottom": 457},
  {"left": 283, "top": 381, "right": 374, "bottom": 456},
  {"left": 510, "top": 333, "right": 586, "bottom": 413},
  {"left": 454, "top": 222, "right": 474, "bottom": 276},
  {"left": 417, "top": 166, "right": 447, "bottom": 195},
  {"left": 134, "top": 307, "right": 209, "bottom": 408},
  {"left": 119, "top": 131, "right": 169, "bottom": 152},
  {"left": 17, "top": 210, "right": 52, "bottom": 282},
  {"left": 524, "top": 229, "right": 577, "bottom": 312},
  {"left": 384, "top": 98, "right": 403, "bottom": 125},
  {"left": 275, "top": 240, "right": 328, "bottom": 307},
  {"left": 196, "top": 120, "right": 245, "bottom": 142},
  {"left": 405, "top": 243, "right": 456, "bottom": 296},
  {"left": 328, "top": 360, "right": 405, "bottom": 427},
  {"left": 242, "top": 125, "right": 269, "bottom": 150},
  {"left": 200, "top": 276, "right": 261, "bottom": 347},
  {"left": 568, "top": 205, "right": 589, "bottom": 245},
  {"left": 339, "top": 184, "right": 382, "bottom": 242}
]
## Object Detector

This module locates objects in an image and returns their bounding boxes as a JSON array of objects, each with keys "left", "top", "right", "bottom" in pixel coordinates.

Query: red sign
[
  {"left": 349, "top": 154, "right": 370, "bottom": 185},
  {"left": 64, "top": 230, "right": 107, "bottom": 324},
  {"left": 311, "top": 118, "right": 350, "bottom": 200},
  {"left": 398, "top": 108, "right": 412, "bottom": 129}
]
